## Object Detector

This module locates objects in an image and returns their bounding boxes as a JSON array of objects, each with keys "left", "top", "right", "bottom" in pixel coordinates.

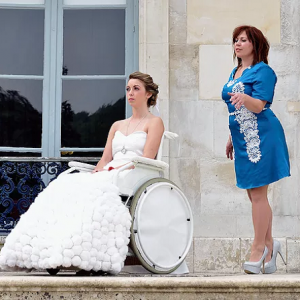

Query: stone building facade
[
  {"left": 139, "top": 0, "right": 300, "bottom": 273},
  {"left": 0, "top": 0, "right": 299, "bottom": 275}
]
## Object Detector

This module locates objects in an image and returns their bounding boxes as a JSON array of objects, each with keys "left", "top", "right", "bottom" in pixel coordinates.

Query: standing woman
[{"left": 222, "top": 25, "right": 290, "bottom": 274}]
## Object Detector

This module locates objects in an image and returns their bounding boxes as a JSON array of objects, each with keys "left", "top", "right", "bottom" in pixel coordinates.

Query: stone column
[
  {"left": 139, "top": 0, "right": 169, "bottom": 130},
  {"left": 139, "top": 0, "right": 170, "bottom": 173}
]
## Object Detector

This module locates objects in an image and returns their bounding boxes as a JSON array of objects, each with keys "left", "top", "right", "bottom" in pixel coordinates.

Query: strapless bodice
[{"left": 103, "top": 130, "right": 147, "bottom": 169}]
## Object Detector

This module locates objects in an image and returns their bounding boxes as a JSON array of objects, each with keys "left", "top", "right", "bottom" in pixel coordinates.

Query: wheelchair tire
[{"left": 130, "top": 178, "right": 193, "bottom": 274}]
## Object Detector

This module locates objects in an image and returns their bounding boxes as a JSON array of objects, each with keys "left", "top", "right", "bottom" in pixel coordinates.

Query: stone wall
[
  {"left": 140, "top": 0, "right": 300, "bottom": 273},
  {"left": 0, "top": 0, "right": 299, "bottom": 275}
]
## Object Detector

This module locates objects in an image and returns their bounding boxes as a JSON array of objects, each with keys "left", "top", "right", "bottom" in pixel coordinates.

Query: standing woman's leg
[
  {"left": 264, "top": 205, "right": 273, "bottom": 262},
  {"left": 247, "top": 185, "right": 272, "bottom": 262},
  {"left": 246, "top": 188, "right": 273, "bottom": 262}
]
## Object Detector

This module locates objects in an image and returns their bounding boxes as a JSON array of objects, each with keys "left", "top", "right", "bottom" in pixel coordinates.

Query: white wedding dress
[{"left": 0, "top": 131, "right": 147, "bottom": 275}]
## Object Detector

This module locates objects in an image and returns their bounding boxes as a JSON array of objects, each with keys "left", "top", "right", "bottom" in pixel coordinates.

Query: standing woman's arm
[
  {"left": 229, "top": 93, "right": 267, "bottom": 113},
  {"left": 229, "top": 65, "right": 277, "bottom": 113}
]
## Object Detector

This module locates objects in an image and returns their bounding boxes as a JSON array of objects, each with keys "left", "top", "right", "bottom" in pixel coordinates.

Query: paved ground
[{"left": 1, "top": 269, "right": 299, "bottom": 278}]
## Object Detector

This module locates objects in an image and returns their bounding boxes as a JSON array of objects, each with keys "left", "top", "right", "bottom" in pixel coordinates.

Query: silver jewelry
[
  {"left": 121, "top": 147, "right": 126, "bottom": 154},
  {"left": 121, "top": 112, "right": 149, "bottom": 154}
]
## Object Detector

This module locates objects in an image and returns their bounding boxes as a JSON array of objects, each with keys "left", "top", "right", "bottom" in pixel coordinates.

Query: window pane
[
  {"left": 64, "top": 0, "right": 125, "bottom": 5},
  {"left": 0, "top": 9, "right": 44, "bottom": 75},
  {"left": 63, "top": 9, "right": 125, "bottom": 75},
  {"left": 61, "top": 80, "right": 125, "bottom": 148},
  {"left": 0, "top": 79, "right": 42, "bottom": 148},
  {"left": 0, "top": 0, "right": 44, "bottom": 4}
]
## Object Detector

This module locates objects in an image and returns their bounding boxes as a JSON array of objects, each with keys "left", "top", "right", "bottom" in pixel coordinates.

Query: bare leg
[
  {"left": 247, "top": 185, "right": 272, "bottom": 262},
  {"left": 246, "top": 189, "right": 252, "bottom": 202},
  {"left": 264, "top": 207, "right": 273, "bottom": 262},
  {"left": 247, "top": 189, "right": 273, "bottom": 262}
]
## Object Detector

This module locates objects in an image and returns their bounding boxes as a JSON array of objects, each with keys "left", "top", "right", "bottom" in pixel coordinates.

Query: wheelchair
[{"left": 47, "top": 131, "right": 193, "bottom": 275}]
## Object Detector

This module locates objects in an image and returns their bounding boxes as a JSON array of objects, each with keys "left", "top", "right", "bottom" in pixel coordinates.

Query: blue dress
[{"left": 222, "top": 62, "right": 290, "bottom": 189}]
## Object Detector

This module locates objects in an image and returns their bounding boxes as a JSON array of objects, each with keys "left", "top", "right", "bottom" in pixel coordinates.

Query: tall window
[{"left": 0, "top": 0, "right": 138, "bottom": 158}]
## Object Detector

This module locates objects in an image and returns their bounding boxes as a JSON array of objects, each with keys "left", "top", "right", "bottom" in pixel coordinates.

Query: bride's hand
[{"left": 92, "top": 166, "right": 104, "bottom": 173}]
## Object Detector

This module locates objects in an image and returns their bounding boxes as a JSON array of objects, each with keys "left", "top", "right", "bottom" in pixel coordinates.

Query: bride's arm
[
  {"left": 96, "top": 117, "right": 164, "bottom": 173},
  {"left": 143, "top": 117, "right": 164, "bottom": 159},
  {"left": 108, "top": 117, "right": 164, "bottom": 173},
  {"left": 93, "top": 122, "right": 119, "bottom": 173}
]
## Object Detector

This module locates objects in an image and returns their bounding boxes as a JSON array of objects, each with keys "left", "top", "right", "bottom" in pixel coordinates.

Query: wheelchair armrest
[
  {"left": 130, "top": 156, "right": 169, "bottom": 170},
  {"left": 68, "top": 161, "right": 96, "bottom": 172}
]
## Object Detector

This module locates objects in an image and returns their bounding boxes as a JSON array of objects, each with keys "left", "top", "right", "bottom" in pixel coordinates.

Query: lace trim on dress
[
  {"left": 227, "top": 79, "right": 236, "bottom": 87},
  {"left": 230, "top": 82, "right": 262, "bottom": 163}
]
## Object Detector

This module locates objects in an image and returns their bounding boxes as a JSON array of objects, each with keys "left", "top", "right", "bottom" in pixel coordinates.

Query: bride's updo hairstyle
[{"left": 129, "top": 71, "right": 159, "bottom": 107}]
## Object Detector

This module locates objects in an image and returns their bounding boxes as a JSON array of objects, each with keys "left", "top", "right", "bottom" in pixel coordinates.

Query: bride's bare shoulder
[
  {"left": 147, "top": 114, "right": 164, "bottom": 131},
  {"left": 148, "top": 114, "right": 163, "bottom": 124},
  {"left": 112, "top": 119, "right": 129, "bottom": 131}
]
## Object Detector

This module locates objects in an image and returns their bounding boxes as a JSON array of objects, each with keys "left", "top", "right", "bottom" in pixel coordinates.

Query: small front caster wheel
[{"left": 46, "top": 268, "right": 60, "bottom": 276}]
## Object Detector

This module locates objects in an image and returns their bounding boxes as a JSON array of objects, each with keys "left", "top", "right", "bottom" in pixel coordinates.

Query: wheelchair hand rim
[{"left": 130, "top": 178, "right": 193, "bottom": 272}]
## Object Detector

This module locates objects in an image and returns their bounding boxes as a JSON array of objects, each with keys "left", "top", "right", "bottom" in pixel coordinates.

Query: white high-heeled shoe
[
  {"left": 264, "top": 240, "right": 286, "bottom": 274},
  {"left": 243, "top": 246, "right": 268, "bottom": 274}
]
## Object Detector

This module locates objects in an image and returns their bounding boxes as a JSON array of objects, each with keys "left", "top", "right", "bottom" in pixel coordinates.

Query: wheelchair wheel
[
  {"left": 46, "top": 268, "right": 60, "bottom": 276},
  {"left": 130, "top": 178, "right": 193, "bottom": 274}
]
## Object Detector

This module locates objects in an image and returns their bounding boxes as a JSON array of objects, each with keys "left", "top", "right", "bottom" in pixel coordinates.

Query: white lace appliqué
[
  {"left": 227, "top": 80, "right": 236, "bottom": 87},
  {"left": 230, "top": 82, "right": 262, "bottom": 163}
]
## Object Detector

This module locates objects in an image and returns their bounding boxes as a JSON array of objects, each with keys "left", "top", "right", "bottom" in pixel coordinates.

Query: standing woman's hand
[
  {"left": 228, "top": 92, "right": 248, "bottom": 110},
  {"left": 226, "top": 136, "right": 234, "bottom": 160}
]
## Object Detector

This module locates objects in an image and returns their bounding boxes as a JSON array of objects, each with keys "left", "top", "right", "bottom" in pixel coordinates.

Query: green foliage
[
  {"left": 0, "top": 87, "right": 42, "bottom": 148},
  {"left": 0, "top": 86, "right": 126, "bottom": 151},
  {"left": 62, "top": 96, "right": 125, "bottom": 148}
]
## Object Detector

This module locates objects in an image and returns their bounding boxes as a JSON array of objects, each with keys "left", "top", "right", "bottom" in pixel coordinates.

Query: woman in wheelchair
[
  {"left": 93, "top": 71, "right": 164, "bottom": 173},
  {"left": 0, "top": 72, "right": 165, "bottom": 275}
]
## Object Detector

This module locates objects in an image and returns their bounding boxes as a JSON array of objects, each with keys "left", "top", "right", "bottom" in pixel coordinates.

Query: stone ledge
[
  {"left": 1, "top": 274, "right": 300, "bottom": 290},
  {"left": 0, "top": 274, "right": 300, "bottom": 299}
]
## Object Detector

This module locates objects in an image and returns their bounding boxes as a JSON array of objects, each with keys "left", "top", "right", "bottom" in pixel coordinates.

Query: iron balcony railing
[{"left": 0, "top": 157, "right": 98, "bottom": 234}]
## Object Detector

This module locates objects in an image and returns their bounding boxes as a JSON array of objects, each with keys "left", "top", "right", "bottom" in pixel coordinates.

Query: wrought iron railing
[{"left": 0, "top": 157, "right": 98, "bottom": 234}]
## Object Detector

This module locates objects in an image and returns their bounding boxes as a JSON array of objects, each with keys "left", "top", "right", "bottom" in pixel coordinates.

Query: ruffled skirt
[{"left": 0, "top": 170, "right": 132, "bottom": 274}]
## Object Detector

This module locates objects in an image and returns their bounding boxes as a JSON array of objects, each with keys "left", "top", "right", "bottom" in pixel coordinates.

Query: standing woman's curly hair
[
  {"left": 129, "top": 71, "right": 159, "bottom": 107},
  {"left": 232, "top": 25, "right": 270, "bottom": 69}
]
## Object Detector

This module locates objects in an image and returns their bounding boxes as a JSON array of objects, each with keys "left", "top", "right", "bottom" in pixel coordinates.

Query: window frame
[
  {"left": 0, "top": 0, "right": 138, "bottom": 158},
  {"left": 0, "top": 1, "right": 45, "bottom": 154}
]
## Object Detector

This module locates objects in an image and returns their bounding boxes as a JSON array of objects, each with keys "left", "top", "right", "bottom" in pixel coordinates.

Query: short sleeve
[{"left": 251, "top": 65, "right": 277, "bottom": 104}]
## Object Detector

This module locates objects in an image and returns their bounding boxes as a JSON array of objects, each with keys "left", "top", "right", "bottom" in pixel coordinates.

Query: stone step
[{"left": 0, "top": 273, "right": 300, "bottom": 299}]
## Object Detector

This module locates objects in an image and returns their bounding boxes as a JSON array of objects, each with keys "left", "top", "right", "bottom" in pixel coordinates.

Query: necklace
[{"left": 121, "top": 113, "right": 149, "bottom": 154}]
